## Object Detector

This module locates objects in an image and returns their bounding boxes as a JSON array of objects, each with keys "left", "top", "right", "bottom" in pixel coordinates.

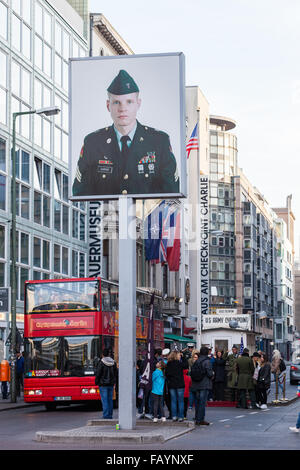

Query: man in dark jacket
[
  {"left": 190, "top": 346, "right": 214, "bottom": 425},
  {"left": 95, "top": 349, "right": 118, "bottom": 419},
  {"left": 236, "top": 348, "right": 257, "bottom": 409}
]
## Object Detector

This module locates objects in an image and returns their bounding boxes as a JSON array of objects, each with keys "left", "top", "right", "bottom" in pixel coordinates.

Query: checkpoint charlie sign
[{"left": 202, "top": 314, "right": 251, "bottom": 330}]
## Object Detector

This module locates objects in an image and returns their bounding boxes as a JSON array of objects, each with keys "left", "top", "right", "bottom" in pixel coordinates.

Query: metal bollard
[{"left": 281, "top": 374, "right": 289, "bottom": 402}]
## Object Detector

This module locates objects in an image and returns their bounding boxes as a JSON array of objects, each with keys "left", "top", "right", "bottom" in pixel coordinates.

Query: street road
[{"left": 0, "top": 398, "right": 299, "bottom": 451}]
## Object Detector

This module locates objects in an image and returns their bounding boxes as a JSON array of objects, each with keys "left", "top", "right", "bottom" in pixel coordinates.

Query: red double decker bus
[{"left": 23, "top": 277, "right": 164, "bottom": 410}]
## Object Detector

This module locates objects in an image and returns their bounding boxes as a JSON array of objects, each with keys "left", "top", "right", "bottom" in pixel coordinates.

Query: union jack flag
[{"left": 186, "top": 123, "right": 199, "bottom": 159}]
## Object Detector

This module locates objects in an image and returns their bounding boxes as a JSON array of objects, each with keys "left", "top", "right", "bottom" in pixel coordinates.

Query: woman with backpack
[{"left": 190, "top": 346, "right": 214, "bottom": 425}]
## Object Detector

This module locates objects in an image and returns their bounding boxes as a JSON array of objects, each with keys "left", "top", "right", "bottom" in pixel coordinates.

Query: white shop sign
[{"left": 202, "top": 314, "right": 251, "bottom": 331}]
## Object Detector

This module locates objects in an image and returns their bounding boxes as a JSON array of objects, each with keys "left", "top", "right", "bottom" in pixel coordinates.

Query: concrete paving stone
[{"left": 35, "top": 420, "right": 195, "bottom": 445}]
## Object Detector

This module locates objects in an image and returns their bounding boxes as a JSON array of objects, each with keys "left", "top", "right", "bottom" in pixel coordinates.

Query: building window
[
  {"left": 54, "top": 22, "right": 69, "bottom": 91},
  {"left": 72, "top": 250, "right": 85, "bottom": 278},
  {"left": 34, "top": 157, "right": 51, "bottom": 227},
  {"left": 72, "top": 202, "right": 86, "bottom": 242},
  {"left": 54, "top": 95, "right": 68, "bottom": 162},
  {"left": 53, "top": 243, "right": 69, "bottom": 277},
  {"left": 33, "top": 236, "right": 50, "bottom": 278},
  {"left": 34, "top": 79, "right": 52, "bottom": 151},
  {"left": 54, "top": 168, "right": 69, "bottom": 235},
  {"left": 11, "top": 3, "right": 31, "bottom": 60},
  {"left": 34, "top": 3, "right": 52, "bottom": 77}
]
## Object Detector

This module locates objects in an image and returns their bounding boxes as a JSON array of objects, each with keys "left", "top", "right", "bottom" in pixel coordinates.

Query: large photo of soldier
[{"left": 69, "top": 53, "right": 186, "bottom": 200}]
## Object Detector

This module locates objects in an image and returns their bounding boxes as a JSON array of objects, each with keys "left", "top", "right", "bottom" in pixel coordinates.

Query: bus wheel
[{"left": 45, "top": 402, "right": 57, "bottom": 411}]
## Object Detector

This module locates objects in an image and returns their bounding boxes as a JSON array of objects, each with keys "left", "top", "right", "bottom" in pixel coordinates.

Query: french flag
[{"left": 167, "top": 209, "right": 181, "bottom": 272}]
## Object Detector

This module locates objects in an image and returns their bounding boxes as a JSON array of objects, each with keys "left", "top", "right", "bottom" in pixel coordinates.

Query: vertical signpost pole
[{"left": 118, "top": 196, "right": 136, "bottom": 429}]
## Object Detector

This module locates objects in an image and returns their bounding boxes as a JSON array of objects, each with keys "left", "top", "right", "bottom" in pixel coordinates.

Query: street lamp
[{"left": 10, "top": 106, "right": 60, "bottom": 403}]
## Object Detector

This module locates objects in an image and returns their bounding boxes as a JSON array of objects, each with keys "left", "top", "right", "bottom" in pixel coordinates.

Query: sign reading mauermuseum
[{"left": 202, "top": 314, "right": 251, "bottom": 330}]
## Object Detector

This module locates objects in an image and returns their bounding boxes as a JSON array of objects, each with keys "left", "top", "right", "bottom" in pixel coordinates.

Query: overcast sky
[{"left": 90, "top": 0, "right": 300, "bottom": 257}]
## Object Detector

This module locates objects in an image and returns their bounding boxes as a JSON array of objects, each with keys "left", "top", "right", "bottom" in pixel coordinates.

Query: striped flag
[
  {"left": 239, "top": 337, "right": 244, "bottom": 355},
  {"left": 186, "top": 123, "right": 199, "bottom": 159}
]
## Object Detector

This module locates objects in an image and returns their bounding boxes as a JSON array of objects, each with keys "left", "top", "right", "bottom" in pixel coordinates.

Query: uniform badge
[
  {"left": 138, "top": 164, "right": 144, "bottom": 174},
  {"left": 98, "top": 159, "right": 113, "bottom": 174},
  {"left": 138, "top": 152, "right": 156, "bottom": 164},
  {"left": 148, "top": 163, "right": 155, "bottom": 174}
]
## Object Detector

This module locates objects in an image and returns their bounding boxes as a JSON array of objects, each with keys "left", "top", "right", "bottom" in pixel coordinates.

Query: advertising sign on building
[
  {"left": 202, "top": 314, "right": 251, "bottom": 330},
  {"left": 200, "top": 176, "right": 209, "bottom": 315},
  {"left": 88, "top": 201, "right": 103, "bottom": 277},
  {"left": 69, "top": 53, "right": 186, "bottom": 200}
]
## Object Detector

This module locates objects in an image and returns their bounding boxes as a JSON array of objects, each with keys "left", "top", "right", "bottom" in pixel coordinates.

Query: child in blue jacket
[{"left": 151, "top": 361, "right": 166, "bottom": 422}]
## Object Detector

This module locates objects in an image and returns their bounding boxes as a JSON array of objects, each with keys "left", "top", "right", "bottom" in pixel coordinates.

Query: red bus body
[{"left": 23, "top": 277, "right": 164, "bottom": 408}]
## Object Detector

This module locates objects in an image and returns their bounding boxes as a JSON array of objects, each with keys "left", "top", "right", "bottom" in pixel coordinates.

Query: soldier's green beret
[{"left": 107, "top": 69, "right": 139, "bottom": 95}]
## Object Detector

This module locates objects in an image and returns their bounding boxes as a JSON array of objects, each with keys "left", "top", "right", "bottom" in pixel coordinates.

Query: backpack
[
  {"left": 190, "top": 359, "right": 206, "bottom": 382},
  {"left": 279, "top": 359, "right": 286, "bottom": 372}
]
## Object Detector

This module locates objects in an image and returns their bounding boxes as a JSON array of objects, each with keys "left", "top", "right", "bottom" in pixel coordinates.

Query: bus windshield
[{"left": 25, "top": 280, "right": 99, "bottom": 314}]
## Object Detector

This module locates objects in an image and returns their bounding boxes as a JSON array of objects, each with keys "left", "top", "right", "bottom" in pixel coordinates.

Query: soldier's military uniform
[
  {"left": 72, "top": 121, "right": 179, "bottom": 196},
  {"left": 72, "top": 69, "right": 179, "bottom": 197}
]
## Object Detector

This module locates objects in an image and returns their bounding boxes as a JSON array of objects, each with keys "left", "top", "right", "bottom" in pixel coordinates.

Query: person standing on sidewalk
[
  {"left": 236, "top": 348, "right": 257, "bottom": 409},
  {"left": 224, "top": 345, "right": 239, "bottom": 403},
  {"left": 95, "top": 349, "right": 118, "bottom": 419},
  {"left": 256, "top": 353, "right": 271, "bottom": 409},
  {"left": 289, "top": 413, "right": 300, "bottom": 433},
  {"left": 151, "top": 360, "right": 166, "bottom": 422},
  {"left": 190, "top": 346, "right": 214, "bottom": 425},
  {"left": 165, "top": 351, "right": 185, "bottom": 422},
  {"left": 271, "top": 349, "right": 285, "bottom": 395},
  {"left": 16, "top": 351, "right": 24, "bottom": 397}
]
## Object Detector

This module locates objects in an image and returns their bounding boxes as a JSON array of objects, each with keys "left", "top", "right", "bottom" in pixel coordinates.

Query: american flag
[
  {"left": 239, "top": 337, "right": 244, "bottom": 355},
  {"left": 186, "top": 123, "right": 199, "bottom": 159}
]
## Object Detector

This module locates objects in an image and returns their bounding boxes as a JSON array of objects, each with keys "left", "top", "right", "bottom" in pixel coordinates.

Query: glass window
[
  {"left": 22, "top": 0, "right": 31, "bottom": 25},
  {"left": 22, "top": 69, "right": 30, "bottom": 103},
  {"left": 34, "top": 191, "right": 41, "bottom": 224},
  {"left": 35, "top": 35, "right": 43, "bottom": 70},
  {"left": 0, "top": 88, "right": 6, "bottom": 124},
  {"left": 62, "top": 205, "right": 69, "bottom": 235},
  {"left": 44, "top": 43, "right": 51, "bottom": 77},
  {"left": 23, "top": 23, "right": 31, "bottom": 59},
  {"left": 54, "top": 244, "right": 60, "bottom": 272},
  {"left": 24, "top": 336, "right": 101, "bottom": 378},
  {"left": 43, "top": 163, "right": 50, "bottom": 192},
  {"left": 20, "top": 267, "right": 28, "bottom": 300},
  {"left": 43, "top": 195, "right": 50, "bottom": 227},
  {"left": 72, "top": 250, "right": 78, "bottom": 277},
  {"left": 0, "top": 225, "right": 5, "bottom": 258},
  {"left": 0, "top": 138, "right": 6, "bottom": 172},
  {"left": 35, "top": 2, "right": 43, "bottom": 36},
  {"left": 0, "top": 50, "right": 7, "bottom": 88},
  {"left": 44, "top": 10, "right": 52, "bottom": 44},
  {"left": 33, "top": 237, "right": 41, "bottom": 267},
  {"left": 20, "top": 232, "right": 29, "bottom": 264},
  {"left": 62, "top": 246, "right": 68, "bottom": 274},
  {"left": 54, "top": 200, "right": 61, "bottom": 231},
  {"left": 12, "top": 14, "right": 21, "bottom": 50},
  {"left": 0, "top": 3, "right": 8, "bottom": 40},
  {"left": 43, "top": 240, "right": 49, "bottom": 270},
  {"left": 55, "top": 22, "right": 62, "bottom": 54},
  {"left": 21, "top": 150, "right": 29, "bottom": 182},
  {"left": 21, "top": 184, "right": 29, "bottom": 219},
  {"left": 43, "top": 118, "right": 51, "bottom": 152},
  {"left": 0, "top": 174, "right": 5, "bottom": 210}
]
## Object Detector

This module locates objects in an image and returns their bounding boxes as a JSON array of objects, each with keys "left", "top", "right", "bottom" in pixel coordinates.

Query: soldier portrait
[{"left": 72, "top": 69, "right": 180, "bottom": 198}]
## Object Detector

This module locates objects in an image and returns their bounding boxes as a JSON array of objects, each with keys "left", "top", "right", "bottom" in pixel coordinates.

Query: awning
[{"left": 164, "top": 334, "right": 196, "bottom": 343}]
